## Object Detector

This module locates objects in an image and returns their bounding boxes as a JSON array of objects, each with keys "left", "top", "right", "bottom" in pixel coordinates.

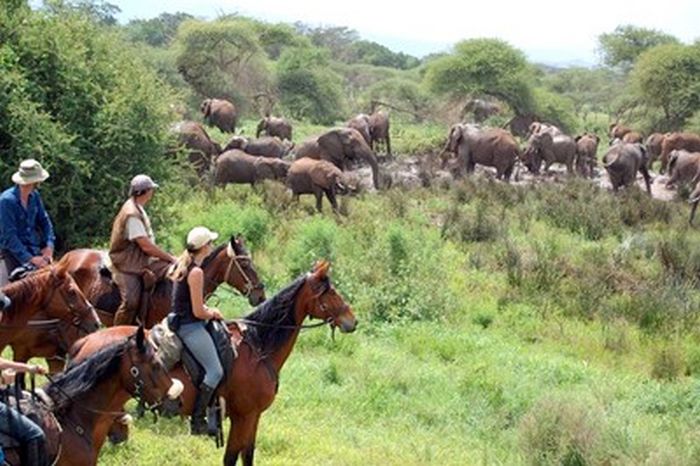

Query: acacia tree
[
  {"left": 631, "top": 44, "right": 700, "bottom": 129},
  {"left": 174, "top": 19, "right": 269, "bottom": 107},
  {"left": 598, "top": 25, "right": 679, "bottom": 71},
  {"left": 424, "top": 38, "right": 534, "bottom": 115}
]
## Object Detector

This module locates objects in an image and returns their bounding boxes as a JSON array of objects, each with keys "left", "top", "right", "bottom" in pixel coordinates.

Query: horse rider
[
  {"left": 109, "top": 174, "right": 175, "bottom": 326},
  {"left": 0, "top": 289, "right": 49, "bottom": 465},
  {"left": 167, "top": 226, "right": 224, "bottom": 435},
  {"left": 0, "top": 159, "right": 55, "bottom": 286}
]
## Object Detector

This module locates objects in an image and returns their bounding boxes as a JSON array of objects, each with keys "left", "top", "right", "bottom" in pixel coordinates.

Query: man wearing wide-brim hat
[{"left": 0, "top": 159, "right": 55, "bottom": 286}]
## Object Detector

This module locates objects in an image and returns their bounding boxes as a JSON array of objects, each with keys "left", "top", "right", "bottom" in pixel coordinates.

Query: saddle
[{"left": 0, "top": 382, "right": 62, "bottom": 462}]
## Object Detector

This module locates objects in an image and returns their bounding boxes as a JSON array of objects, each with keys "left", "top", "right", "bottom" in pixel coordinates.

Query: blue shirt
[{"left": 0, "top": 186, "right": 55, "bottom": 264}]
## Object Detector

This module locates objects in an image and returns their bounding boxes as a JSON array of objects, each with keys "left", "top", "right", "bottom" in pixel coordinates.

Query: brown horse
[
  {"left": 8, "top": 236, "right": 265, "bottom": 373},
  {"left": 2, "top": 326, "right": 182, "bottom": 466},
  {"left": 0, "top": 263, "right": 101, "bottom": 373},
  {"left": 71, "top": 260, "right": 357, "bottom": 465}
]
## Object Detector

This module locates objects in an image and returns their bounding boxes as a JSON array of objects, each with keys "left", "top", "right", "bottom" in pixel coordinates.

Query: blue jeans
[
  {"left": 0, "top": 401, "right": 45, "bottom": 442},
  {"left": 178, "top": 322, "right": 224, "bottom": 388}
]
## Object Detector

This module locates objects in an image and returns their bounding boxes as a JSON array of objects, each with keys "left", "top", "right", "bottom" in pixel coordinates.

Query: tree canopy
[
  {"left": 424, "top": 38, "right": 534, "bottom": 114},
  {"left": 598, "top": 25, "right": 680, "bottom": 70}
]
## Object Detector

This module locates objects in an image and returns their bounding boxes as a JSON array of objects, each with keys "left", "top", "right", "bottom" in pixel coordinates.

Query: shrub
[
  {"left": 651, "top": 343, "right": 686, "bottom": 381},
  {"left": 286, "top": 218, "right": 338, "bottom": 278},
  {"left": 519, "top": 395, "right": 607, "bottom": 466}
]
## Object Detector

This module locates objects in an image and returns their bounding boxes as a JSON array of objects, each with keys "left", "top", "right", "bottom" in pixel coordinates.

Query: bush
[
  {"left": 286, "top": 218, "right": 338, "bottom": 278},
  {"left": 651, "top": 343, "right": 685, "bottom": 381},
  {"left": 519, "top": 395, "right": 607, "bottom": 466}
]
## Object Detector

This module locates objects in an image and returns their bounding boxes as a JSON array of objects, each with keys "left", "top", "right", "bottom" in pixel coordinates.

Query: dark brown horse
[
  {"left": 2, "top": 326, "right": 182, "bottom": 466},
  {"left": 0, "top": 263, "right": 101, "bottom": 372},
  {"left": 71, "top": 260, "right": 357, "bottom": 465},
  {"left": 8, "top": 236, "right": 265, "bottom": 373}
]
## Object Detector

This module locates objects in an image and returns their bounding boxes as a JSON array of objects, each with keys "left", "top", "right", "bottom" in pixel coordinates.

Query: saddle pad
[
  {"left": 151, "top": 319, "right": 184, "bottom": 371},
  {"left": 0, "top": 391, "right": 61, "bottom": 459}
]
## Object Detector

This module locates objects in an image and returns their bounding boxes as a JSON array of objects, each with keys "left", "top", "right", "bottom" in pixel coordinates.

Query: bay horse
[
  {"left": 2, "top": 325, "right": 183, "bottom": 466},
  {"left": 8, "top": 236, "right": 266, "bottom": 373},
  {"left": 0, "top": 263, "right": 102, "bottom": 372},
  {"left": 71, "top": 260, "right": 357, "bottom": 465}
]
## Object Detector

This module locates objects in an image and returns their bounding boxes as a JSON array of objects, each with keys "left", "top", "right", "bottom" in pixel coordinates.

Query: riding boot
[
  {"left": 191, "top": 383, "right": 216, "bottom": 436},
  {"left": 22, "top": 437, "right": 48, "bottom": 466}
]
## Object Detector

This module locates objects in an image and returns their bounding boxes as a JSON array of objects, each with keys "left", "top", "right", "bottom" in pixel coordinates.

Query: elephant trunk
[{"left": 368, "top": 155, "right": 380, "bottom": 190}]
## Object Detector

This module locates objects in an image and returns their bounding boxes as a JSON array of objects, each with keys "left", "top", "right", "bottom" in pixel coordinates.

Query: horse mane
[
  {"left": 1, "top": 268, "right": 53, "bottom": 317},
  {"left": 243, "top": 275, "right": 307, "bottom": 356},
  {"left": 47, "top": 338, "right": 131, "bottom": 412},
  {"left": 201, "top": 243, "right": 228, "bottom": 269}
]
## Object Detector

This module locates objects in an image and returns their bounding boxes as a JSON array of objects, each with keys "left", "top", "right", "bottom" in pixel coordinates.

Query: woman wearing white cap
[{"left": 168, "top": 226, "right": 224, "bottom": 435}]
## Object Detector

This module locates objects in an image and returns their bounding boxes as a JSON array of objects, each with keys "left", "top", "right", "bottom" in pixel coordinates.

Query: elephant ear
[{"left": 201, "top": 99, "right": 211, "bottom": 117}]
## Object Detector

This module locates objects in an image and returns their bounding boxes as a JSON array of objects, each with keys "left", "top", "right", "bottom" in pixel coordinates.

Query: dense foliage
[{"left": 0, "top": 2, "right": 176, "bottom": 249}]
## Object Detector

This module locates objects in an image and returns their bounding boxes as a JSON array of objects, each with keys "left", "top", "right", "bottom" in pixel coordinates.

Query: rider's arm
[
  {"left": 134, "top": 236, "right": 175, "bottom": 263},
  {"left": 187, "top": 268, "right": 223, "bottom": 321},
  {"left": 0, "top": 196, "right": 34, "bottom": 265},
  {"left": 0, "top": 358, "right": 46, "bottom": 375}
]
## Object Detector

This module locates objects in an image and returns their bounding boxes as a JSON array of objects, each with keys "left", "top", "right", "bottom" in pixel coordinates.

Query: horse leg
[{"left": 224, "top": 413, "right": 260, "bottom": 466}]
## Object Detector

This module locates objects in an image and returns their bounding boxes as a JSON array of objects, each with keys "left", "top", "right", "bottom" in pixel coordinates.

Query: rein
[{"left": 228, "top": 316, "right": 333, "bottom": 330}]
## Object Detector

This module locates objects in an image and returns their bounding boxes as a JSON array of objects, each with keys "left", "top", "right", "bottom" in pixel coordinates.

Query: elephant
[
  {"left": 347, "top": 114, "right": 371, "bottom": 145},
  {"left": 369, "top": 111, "right": 392, "bottom": 158},
  {"left": 287, "top": 157, "right": 349, "bottom": 213},
  {"left": 201, "top": 98, "right": 237, "bottom": 133},
  {"left": 659, "top": 132, "right": 700, "bottom": 174},
  {"left": 445, "top": 124, "right": 519, "bottom": 181},
  {"left": 172, "top": 121, "right": 222, "bottom": 175},
  {"left": 622, "top": 131, "right": 643, "bottom": 144},
  {"left": 214, "top": 150, "right": 290, "bottom": 186},
  {"left": 224, "top": 136, "right": 294, "bottom": 159},
  {"left": 294, "top": 127, "right": 380, "bottom": 190},
  {"left": 645, "top": 132, "right": 666, "bottom": 169},
  {"left": 602, "top": 143, "right": 651, "bottom": 194},
  {"left": 665, "top": 150, "right": 700, "bottom": 189},
  {"left": 256, "top": 116, "right": 292, "bottom": 141},
  {"left": 507, "top": 113, "right": 538, "bottom": 137},
  {"left": 522, "top": 131, "right": 577, "bottom": 175},
  {"left": 527, "top": 121, "right": 563, "bottom": 138},
  {"left": 462, "top": 99, "right": 501, "bottom": 123},
  {"left": 609, "top": 123, "right": 633, "bottom": 141},
  {"left": 689, "top": 182, "right": 700, "bottom": 225},
  {"left": 575, "top": 133, "right": 599, "bottom": 178}
]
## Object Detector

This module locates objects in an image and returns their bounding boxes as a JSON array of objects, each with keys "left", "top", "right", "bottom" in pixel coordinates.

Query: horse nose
[{"left": 340, "top": 316, "right": 357, "bottom": 333}]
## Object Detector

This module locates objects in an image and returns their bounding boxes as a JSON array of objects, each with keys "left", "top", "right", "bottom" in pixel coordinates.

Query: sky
[{"left": 111, "top": 0, "right": 700, "bottom": 66}]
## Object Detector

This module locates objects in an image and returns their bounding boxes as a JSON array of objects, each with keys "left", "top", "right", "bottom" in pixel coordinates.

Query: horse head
[
  {"left": 303, "top": 260, "right": 356, "bottom": 333},
  {"left": 47, "top": 263, "right": 101, "bottom": 333},
  {"left": 123, "top": 326, "right": 183, "bottom": 406},
  {"left": 206, "top": 235, "right": 266, "bottom": 306}
]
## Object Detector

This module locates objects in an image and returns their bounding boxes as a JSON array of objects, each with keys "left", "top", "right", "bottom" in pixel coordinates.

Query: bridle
[
  {"left": 42, "top": 269, "right": 98, "bottom": 336},
  {"left": 206, "top": 246, "right": 264, "bottom": 300}
]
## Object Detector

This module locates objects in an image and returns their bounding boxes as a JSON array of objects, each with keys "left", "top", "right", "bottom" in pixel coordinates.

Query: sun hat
[
  {"left": 129, "top": 174, "right": 159, "bottom": 196},
  {"left": 12, "top": 159, "right": 49, "bottom": 185},
  {"left": 186, "top": 226, "right": 219, "bottom": 251}
]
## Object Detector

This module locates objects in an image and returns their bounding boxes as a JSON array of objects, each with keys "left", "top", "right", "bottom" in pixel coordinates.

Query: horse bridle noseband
[{"left": 222, "top": 252, "right": 263, "bottom": 298}]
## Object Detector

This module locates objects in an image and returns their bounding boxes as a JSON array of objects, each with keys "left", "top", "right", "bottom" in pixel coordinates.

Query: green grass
[{"left": 10, "top": 177, "right": 700, "bottom": 465}]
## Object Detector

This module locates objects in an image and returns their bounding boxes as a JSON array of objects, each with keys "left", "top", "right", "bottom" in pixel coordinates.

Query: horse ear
[
  {"left": 136, "top": 325, "right": 146, "bottom": 353},
  {"left": 313, "top": 260, "right": 330, "bottom": 279}
]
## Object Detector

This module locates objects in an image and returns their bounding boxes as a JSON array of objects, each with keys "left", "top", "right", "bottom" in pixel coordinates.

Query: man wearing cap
[
  {"left": 0, "top": 159, "right": 55, "bottom": 286},
  {"left": 109, "top": 174, "right": 176, "bottom": 326}
]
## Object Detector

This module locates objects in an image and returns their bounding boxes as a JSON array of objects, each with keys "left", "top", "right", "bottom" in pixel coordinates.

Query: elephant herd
[
  {"left": 174, "top": 98, "right": 391, "bottom": 212},
  {"left": 442, "top": 119, "right": 700, "bottom": 223}
]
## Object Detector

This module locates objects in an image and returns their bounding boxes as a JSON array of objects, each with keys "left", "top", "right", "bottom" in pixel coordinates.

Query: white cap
[{"left": 186, "top": 226, "right": 218, "bottom": 251}]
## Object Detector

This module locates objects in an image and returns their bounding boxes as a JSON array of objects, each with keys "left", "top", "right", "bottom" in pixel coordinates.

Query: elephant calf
[
  {"left": 214, "top": 150, "right": 290, "bottom": 186},
  {"left": 523, "top": 131, "right": 577, "bottom": 175},
  {"left": 575, "top": 133, "right": 599, "bottom": 178},
  {"left": 602, "top": 143, "right": 651, "bottom": 194},
  {"left": 256, "top": 115, "right": 293, "bottom": 141},
  {"left": 287, "top": 158, "right": 349, "bottom": 213},
  {"left": 224, "top": 136, "right": 293, "bottom": 159},
  {"left": 659, "top": 132, "right": 700, "bottom": 174},
  {"left": 201, "top": 98, "right": 237, "bottom": 133}
]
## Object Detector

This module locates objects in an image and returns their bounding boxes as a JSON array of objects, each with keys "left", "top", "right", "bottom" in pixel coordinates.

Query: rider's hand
[
  {"left": 41, "top": 247, "right": 53, "bottom": 263},
  {"left": 29, "top": 365, "right": 47, "bottom": 375},
  {"left": 210, "top": 308, "right": 224, "bottom": 320},
  {"left": 30, "top": 256, "right": 47, "bottom": 268}
]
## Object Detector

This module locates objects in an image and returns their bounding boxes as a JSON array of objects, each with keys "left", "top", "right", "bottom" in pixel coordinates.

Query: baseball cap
[
  {"left": 187, "top": 226, "right": 219, "bottom": 251},
  {"left": 129, "top": 174, "right": 159, "bottom": 196}
]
